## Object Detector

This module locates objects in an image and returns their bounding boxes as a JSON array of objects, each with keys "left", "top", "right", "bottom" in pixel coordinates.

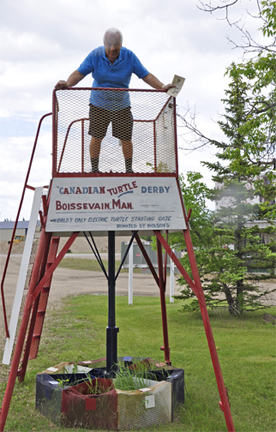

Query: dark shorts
[{"left": 88, "top": 104, "right": 133, "bottom": 141}]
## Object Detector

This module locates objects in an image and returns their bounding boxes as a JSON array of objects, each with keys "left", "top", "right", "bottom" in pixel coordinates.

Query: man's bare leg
[
  {"left": 121, "top": 140, "right": 133, "bottom": 173},
  {"left": 90, "top": 137, "right": 102, "bottom": 172}
]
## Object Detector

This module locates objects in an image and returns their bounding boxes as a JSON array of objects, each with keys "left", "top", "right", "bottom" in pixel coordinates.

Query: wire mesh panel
[
  {"left": 53, "top": 88, "right": 177, "bottom": 176},
  {"left": 116, "top": 379, "right": 172, "bottom": 430},
  {"left": 61, "top": 379, "right": 118, "bottom": 430}
]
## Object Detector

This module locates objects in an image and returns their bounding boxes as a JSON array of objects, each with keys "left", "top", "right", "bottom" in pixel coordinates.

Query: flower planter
[
  {"left": 116, "top": 378, "right": 171, "bottom": 430},
  {"left": 36, "top": 359, "right": 184, "bottom": 430},
  {"left": 61, "top": 378, "right": 118, "bottom": 430},
  {"left": 36, "top": 362, "right": 97, "bottom": 424},
  {"left": 118, "top": 356, "right": 185, "bottom": 420},
  {"left": 141, "top": 368, "right": 185, "bottom": 420}
]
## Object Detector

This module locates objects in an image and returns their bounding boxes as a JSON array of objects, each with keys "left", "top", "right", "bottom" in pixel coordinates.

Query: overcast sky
[{"left": 0, "top": 0, "right": 262, "bottom": 221}]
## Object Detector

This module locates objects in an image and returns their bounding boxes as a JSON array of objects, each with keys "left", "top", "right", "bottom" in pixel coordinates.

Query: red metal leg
[
  {"left": 134, "top": 233, "right": 159, "bottom": 285},
  {"left": 17, "top": 237, "right": 60, "bottom": 382},
  {"left": 183, "top": 228, "right": 235, "bottom": 432},
  {"left": 0, "top": 232, "right": 80, "bottom": 432},
  {"left": 18, "top": 294, "right": 42, "bottom": 383},
  {"left": 0, "top": 227, "right": 51, "bottom": 432},
  {"left": 154, "top": 229, "right": 235, "bottom": 432},
  {"left": 163, "top": 230, "right": 168, "bottom": 290},
  {"left": 28, "top": 232, "right": 79, "bottom": 306},
  {"left": 156, "top": 236, "right": 171, "bottom": 365},
  {"left": 134, "top": 233, "right": 171, "bottom": 365}
]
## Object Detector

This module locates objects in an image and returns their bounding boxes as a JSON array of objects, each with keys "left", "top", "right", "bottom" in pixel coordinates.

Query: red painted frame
[
  {"left": 0, "top": 113, "right": 52, "bottom": 339},
  {"left": 0, "top": 92, "right": 236, "bottom": 431}
]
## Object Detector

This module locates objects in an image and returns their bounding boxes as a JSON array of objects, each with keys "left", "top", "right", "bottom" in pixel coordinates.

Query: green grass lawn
[{"left": 1, "top": 295, "right": 275, "bottom": 432}]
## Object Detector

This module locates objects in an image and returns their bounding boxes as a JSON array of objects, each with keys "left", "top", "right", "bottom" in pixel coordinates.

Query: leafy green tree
[
  {"left": 167, "top": 1, "right": 276, "bottom": 315},
  {"left": 176, "top": 70, "right": 276, "bottom": 315},
  {"left": 170, "top": 171, "right": 213, "bottom": 249},
  {"left": 149, "top": 171, "right": 214, "bottom": 271}
]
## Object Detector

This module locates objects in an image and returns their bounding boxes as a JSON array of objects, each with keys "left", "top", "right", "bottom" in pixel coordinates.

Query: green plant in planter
[
  {"left": 56, "top": 378, "right": 70, "bottom": 388},
  {"left": 113, "top": 366, "right": 149, "bottom": 391},
  {"left": 84, "top": 375, "right": 114, "bottom": 395}
]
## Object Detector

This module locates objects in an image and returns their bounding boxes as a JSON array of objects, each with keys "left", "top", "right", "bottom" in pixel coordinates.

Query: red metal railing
[
  {"left": 52, "top": 88, "right": 178, "bottom": 177},
  {"left": 57, "top": 118, "right": 89, "bottom": 173},
  {"left": 1, "top": 113, "right": 52, "bottom": 338}
]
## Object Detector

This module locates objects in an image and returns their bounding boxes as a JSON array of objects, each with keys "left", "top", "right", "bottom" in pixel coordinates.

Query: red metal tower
[{"left": 0, "top": 88, "right": 235, "bottom": 431}]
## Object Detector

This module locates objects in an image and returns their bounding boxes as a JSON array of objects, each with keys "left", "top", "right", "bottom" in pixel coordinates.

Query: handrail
[
  {"left": 54, "top": 87, "right": 168, "bottom": 93},
  {"left": 57, "top": 118, "right": 89, "bottom": 172},
  {"left": 1, "top": 112, "right": 52, "bottom": 338}
]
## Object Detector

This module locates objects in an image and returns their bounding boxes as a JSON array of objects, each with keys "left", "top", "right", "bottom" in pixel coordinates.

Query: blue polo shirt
[{"left": 77, "top": 46, "right": 149, "bottom": 111}]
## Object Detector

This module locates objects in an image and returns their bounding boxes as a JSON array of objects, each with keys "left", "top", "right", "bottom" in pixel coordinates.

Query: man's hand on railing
[
  {"left": 162, "top": 83, "right": 176, "bottom": 91},
  {"left": 142, "top": 73, "right": 176, "bottom": 92},
  {"left": 55, "top": 80, "right": 69, "bottom": 90},
  {"left": 55, "top": 71, "right": 85, "bottom": 90}
]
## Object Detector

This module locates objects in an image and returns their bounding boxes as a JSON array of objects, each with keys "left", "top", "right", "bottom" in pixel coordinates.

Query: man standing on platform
[{"left": 55, "top": 28, "right": 174, "bottom": 173}]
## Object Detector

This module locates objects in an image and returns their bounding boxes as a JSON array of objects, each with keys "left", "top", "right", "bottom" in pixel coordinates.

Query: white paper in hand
[{"left": 167, "top": 75, "right": 185, "bottom": 97}]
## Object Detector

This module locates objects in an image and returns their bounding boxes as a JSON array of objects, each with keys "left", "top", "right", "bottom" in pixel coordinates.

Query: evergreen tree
[{"left": 176, "top": 70, "right": 275, "bottom": 315}]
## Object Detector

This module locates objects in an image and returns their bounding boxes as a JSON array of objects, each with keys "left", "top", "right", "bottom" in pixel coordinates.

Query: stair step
[{"left": 26, "top": 237, "right": 60, "bottom": 361}]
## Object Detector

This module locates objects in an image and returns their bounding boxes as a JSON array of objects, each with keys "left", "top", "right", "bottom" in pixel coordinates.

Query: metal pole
[
  {"left": 128, "top": 242, "right": 134, "bottom": 305},
  {"left": 106, "top": 231, "right": 119, "bottom": 373},
  {"left": 170, "top": 249, "right": 175, "bottom": 303},
  {"left": 156, "top": 235, "right": 171, "bottom": 365}
]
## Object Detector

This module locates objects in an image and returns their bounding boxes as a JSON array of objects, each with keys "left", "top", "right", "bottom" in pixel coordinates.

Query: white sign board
[
  {"left": 167, "top": 75, "right": 185, "bottom": 97},
  {"left": 46, "top": 177, "right": 186, "bottom": 232}
]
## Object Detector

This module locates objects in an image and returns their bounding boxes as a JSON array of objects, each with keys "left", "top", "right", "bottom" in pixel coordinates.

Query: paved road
[{"left": 0, "top": 255, "right": 181, "bottom": 355}]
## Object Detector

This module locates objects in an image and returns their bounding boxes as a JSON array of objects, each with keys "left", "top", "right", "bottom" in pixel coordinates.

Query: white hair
[{"left": 103, "top": 28, "right": 123, "bottom": 44}]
